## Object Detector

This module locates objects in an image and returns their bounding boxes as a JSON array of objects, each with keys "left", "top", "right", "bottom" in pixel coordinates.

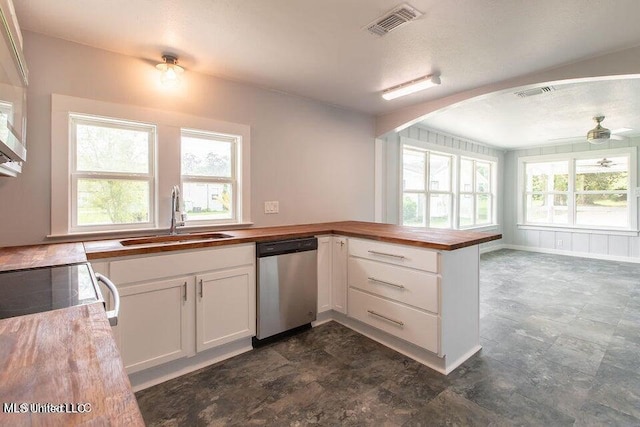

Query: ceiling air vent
[
  {"left": 365, "top": 3, "right": 423, "bottom": 37},
  {"left": 514, "top": 86, "right": 555, "bottom": 98}
]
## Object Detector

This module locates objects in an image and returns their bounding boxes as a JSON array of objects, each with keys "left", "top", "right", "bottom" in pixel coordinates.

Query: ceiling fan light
[{"left": 586, "top": 116, "right": 611, "bottom": 144}]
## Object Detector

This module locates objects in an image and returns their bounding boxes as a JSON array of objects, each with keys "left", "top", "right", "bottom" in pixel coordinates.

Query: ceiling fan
[
  {"left": 548, "top": 116, "right": 632, "bottom": 144},
  {"left": 596, "top": 158, "right": 615, "bottom": 167},
  {"left": 577, "top": 157, "right": 625, "bottom": 171},
  {"left": 586, "top": 116, "right": 627, "bottom": 144}
]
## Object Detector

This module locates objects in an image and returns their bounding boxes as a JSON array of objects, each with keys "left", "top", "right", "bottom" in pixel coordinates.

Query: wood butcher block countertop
[
  {"left": 84, "top": 220, "right": 502, "bottom": 259},
  {"left": 0, "top": 243, "right": 86, "bottom": 272},
  {"left": 0, "top": 304, "right": 144, "bottom": 426}
]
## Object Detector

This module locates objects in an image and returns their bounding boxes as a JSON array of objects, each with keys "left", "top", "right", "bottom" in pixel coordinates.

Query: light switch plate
[{"left": 264, "top": 201, "right": 279, "bottom": 214}]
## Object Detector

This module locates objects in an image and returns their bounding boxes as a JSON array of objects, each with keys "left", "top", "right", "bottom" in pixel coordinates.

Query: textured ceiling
[
  {"left": 14, "top": 0, "right": 640, "bottom": 117},
  {"left": 419, "top": 78, "right": 640, "bottom": 148}
]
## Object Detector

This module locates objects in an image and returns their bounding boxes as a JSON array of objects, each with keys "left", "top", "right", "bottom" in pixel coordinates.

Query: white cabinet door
[
  {"left": 317, "top": 236, "right": 332, "bottom": 313},
  {"left": 331, "top": 236, "right": 348, "bottom": 314},
  {"left": 115, "top": 276, "right": 193, "bottom": 374},
  {"left": 196, "top": 266, "right": 256, "bottom": 352}
]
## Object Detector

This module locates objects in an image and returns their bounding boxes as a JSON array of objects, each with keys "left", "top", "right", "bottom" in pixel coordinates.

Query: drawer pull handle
[
  {"left": 183, "top": 282, "right": 188, "bottom": 302},
  {"left": 199, "top": 279, "right": 204, "bottom": 298},
  {"left": 367, "top": 310, "right": 404, "bottom": 327},
  {"left": 368, "top": 250, "right": 406, "bottom": 260},
  {"left": 368, "top": 277, "right": 405, "bottom": 289}
]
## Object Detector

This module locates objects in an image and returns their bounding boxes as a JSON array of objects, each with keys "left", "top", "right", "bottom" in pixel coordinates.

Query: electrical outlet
[
  {"left": 557, "top": 239, "right": 563, "bottom": 248},
  {"left": 264, "top": 201, "right": 279, "bottom": 214}
]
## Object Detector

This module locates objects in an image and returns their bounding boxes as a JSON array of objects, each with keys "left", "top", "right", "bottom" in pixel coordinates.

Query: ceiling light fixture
[
  {"left": 156, "top": 55, "right": 184, "bottom": 87},
  {"left": 382, "top": 74, "right": 441, "bottom": 100},
  {"left": 586, "top": 116, "right": 611, "bottom": 144}
]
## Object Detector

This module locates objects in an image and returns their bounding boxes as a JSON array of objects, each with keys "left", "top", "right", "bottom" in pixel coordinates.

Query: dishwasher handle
[{"left": 96, "top": 273, "right": 120, "bottom": 326}]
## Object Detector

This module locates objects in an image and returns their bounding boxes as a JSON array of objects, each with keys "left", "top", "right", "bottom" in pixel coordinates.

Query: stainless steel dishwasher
[{"left": 255, "top": 237, "right": 318, "bottom": 343}]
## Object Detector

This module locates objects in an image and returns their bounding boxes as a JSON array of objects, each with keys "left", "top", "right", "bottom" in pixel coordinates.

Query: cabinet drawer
[
  {"left": 348, "top": 257, "right": 439, "bottom": 314},
  {"left": 348, "top": 288, "right": 439, "bottom": 353},
  {"left": 348, "top": 238, "right": 438, "bottom": 273}
]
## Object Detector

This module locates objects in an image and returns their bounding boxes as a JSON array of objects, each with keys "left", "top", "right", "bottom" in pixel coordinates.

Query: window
[
  {"left": 51, "top": 94, "right": 251, "bottom": 236},
  {"left": 401, "top": 144, "right": 496, "bottom": 229},
  {"left": 575, "top": 157, "right": 628, "bottom": 227},
  {"left": 180, "top": 129, "right": 239, "bottom": 223},
  {"left": 520, "top": 149, "right": 636, "bottom": 230},
  {"left": 402, "top": 147, "right": 454, "bottom": 228},
  {"left": 70, "top": 114, "right": 155, "bottom": 231},
  {"left": 460, "top": 158, "right": 494, "bottom": 227},
  {"left": 524, "top": 161, "right": 569, "bottom": 225}
]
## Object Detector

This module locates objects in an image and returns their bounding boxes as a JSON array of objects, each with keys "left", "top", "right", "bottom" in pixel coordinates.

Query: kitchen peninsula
[{"left": 0, "top": 221, "right": 499, "bottom": 425}]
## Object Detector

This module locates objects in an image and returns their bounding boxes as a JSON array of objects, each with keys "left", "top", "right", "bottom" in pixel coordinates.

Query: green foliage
[
  {"left": 403, "top": 195, "right": 419, "bottom": 224},
  {"left": 78, "top": 179, "right": 148, "bottom": 225}
]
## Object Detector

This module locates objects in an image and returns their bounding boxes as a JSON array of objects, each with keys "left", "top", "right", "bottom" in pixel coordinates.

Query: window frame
[
  {"left": 180, "top": 128, "right": 240, "bottom": 225},
  {"left": 51, "top": 94, "right": 252, "bottom": 237},
  {"left": 459, "top": 157, "right": 496, "bottom": 228},
  {"left": 69, "top": 113, "right": 157, "bottom": 233},
  {"left": 400, "top": 139, "right": 498, "bottom": 230},
  {"left": 517, "top": 147, "right": 638, "bottom": 232},
  {"left": 522, "top": 160, "right": 570, "bottom": 226}
]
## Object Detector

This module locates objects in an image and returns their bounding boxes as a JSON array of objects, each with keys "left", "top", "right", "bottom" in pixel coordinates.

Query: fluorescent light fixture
[{"left": 382, "top": 74, "right": 441, "bottom": 100}]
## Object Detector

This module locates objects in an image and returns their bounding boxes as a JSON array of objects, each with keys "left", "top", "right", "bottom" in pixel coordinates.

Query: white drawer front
[
  {"left": 348, "top": 238, "right": 438, "bottom": 273},
  {"left": 348, "top": 288, "right": 439, "bottom": 354},
  {"left": 348, "top": 257, "right": 439, "bottom": 314}
]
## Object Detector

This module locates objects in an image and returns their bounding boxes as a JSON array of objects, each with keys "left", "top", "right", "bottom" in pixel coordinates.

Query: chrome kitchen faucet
[{"left": 170, "top": 185, "right": 186, "bottom": 235}]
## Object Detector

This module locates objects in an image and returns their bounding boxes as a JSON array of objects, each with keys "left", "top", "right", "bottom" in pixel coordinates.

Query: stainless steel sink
[{"left": 120, "top": 232, "right": 234, "bottom": 246}]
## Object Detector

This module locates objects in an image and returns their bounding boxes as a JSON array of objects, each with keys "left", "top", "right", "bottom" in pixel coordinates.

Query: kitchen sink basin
[{"left": 120, "top": 232, "right": 234, "bottom": 246}]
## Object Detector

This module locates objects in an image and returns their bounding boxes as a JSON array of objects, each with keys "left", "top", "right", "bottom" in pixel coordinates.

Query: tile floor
[{"left": 136, "top": 249, "right": 640, "bottom": 426}]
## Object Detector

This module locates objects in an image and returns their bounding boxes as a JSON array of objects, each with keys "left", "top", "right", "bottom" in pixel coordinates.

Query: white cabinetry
[
  {"left": 96, "top": 243, "right": 255, "bottom": 374},
  {"left": 346, "top": 237, "right": 480, "bottom": 374},
  {"left": 118, "top": 277, "right": 192, "bottom": 372},
  {"left": 0, "top": 0, "right": 28, "bottom": 177},
  {"left": 316, "top": 235, "right": 348, "bottom": 315},
  {"left": 316, "top": 236, "right": 332, "bottom": 313},
  {"left": 196, "top": 266, "right": 255, "bottom": 352},
  {"left": 331, "top": 236, "right": 348, "bottom": 314}
]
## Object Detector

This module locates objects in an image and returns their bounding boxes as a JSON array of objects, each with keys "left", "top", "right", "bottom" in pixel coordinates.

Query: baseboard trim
[
  {"left": 502, "top": 244, "right": 640, "bottom": 264},
  {"left": 129, "top": 338, "right": 253, "bottom": 392},
  {"left": 479, "top": 243, "right": 507, "bottom": 254},
  {"left": 443, "top": 345, "right": 482, "bottom": 374},
  {"left": 131, "top": 308, "right": 477, "bottom": 391}
]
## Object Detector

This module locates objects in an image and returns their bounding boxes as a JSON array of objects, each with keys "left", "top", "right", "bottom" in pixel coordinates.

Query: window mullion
[{"left": 568, "top": 159, "right": 575, "bottom": 226}]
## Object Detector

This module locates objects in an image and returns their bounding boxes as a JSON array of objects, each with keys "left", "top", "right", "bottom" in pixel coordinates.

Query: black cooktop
[{"left": 0, "top": 263, "right": 102, "bottom": 320}]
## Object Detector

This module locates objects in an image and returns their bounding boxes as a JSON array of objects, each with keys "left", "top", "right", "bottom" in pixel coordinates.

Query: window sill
[
  {"left": 47, "top": 222, "right": 255, "bottom": 240},
  {"left": 517, "top": 224, "right": 639, "bottom": 237}
]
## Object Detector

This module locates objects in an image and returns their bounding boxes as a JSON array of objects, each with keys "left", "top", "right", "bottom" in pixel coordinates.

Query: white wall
[
  {"left": 380, "top": 124, "right": 505, "bottom": 249},
  {"left": 503, "top": 138, "right": 640, "bottom": 260},
  {"left": 0, "top": 32, "right": 375, "bottom": 247}
]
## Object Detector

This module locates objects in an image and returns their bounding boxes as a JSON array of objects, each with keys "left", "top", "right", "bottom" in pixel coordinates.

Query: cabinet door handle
[
  {"left": 183, "top": 282, "right": 187, "bottom": 301},
  {"left": 368, "top": 250, "right": 405, "bottom": 260},
  {"left": 199, "top": 279, "right": 204, "bottom": 298},
  {"left": 367, "top": 310, "right": 404, "bottom": 327},
  {"left": 368, "top": 277, "right": 405, "bottom": 289}
]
